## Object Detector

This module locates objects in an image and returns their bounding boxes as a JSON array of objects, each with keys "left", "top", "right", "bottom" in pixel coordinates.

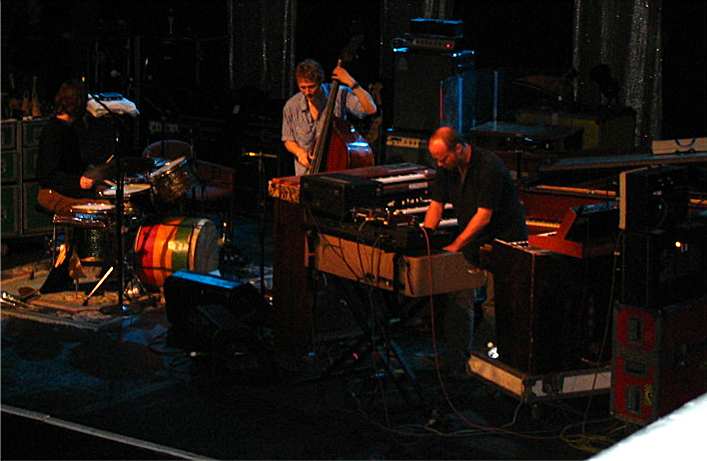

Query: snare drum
[
  {"left": 133, "top": 216, "right": 219, "bottom": 287},
  {"left": 53, "top": 202, "right": 116, "bottom": 229},
  {"left": 148, "top": 156, "right": 195, "bottom": 203},
  {"left": 100, "top": 183, "right": 152, "bottom": 215}
]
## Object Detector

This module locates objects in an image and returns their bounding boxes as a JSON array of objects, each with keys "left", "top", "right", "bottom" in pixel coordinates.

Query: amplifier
[
  {"left": 392, "top": 35, "right": 462, "bottom": 52},
  {"left": 164, "top": 270, "right": 265, "bottom": 350},
  {"left": 384, "top": 129, "right": 432, "bottom": 165},
  {"left": 409, "top": 18, "right": 464, "bottom": 38},
  {"left": 612, "top": 297, "right": 707, "bottom": 425}
]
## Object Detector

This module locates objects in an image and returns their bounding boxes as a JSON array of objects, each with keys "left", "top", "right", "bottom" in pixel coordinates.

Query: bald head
[
  {"left": 428, "top": 126, "right": 469, "bottom": 170},
  {"left": 430, "top": 126, "right": 465, "bottom": 150}
]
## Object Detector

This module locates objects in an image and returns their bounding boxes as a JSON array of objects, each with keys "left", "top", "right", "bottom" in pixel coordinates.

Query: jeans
[
  {"left": 442, "top": 263, "right": 492, "bottom": 367},
  {"left": 442, "top": 287, "right": 476, "bottom": 365}
]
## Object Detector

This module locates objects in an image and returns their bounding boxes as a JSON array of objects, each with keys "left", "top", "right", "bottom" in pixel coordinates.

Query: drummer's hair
[
  {"left": 54, "top": 80, "right": 87, "bottom": 118},
  {"left": 295, "top": 59, "right": 324, "bottom": 84}
]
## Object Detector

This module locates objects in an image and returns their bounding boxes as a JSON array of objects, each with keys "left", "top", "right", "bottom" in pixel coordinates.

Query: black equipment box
[
  {"left": 612, "top": 297, "right": 707, "bottom": 425},
  {"left": 300, "top": 172, "right": 383, "bottom": 218},
  {"left": 618, "top": 166, "right": 689, "bottom": 232},
  {"left": 620, "top": 222, "right": 707, "bottom": 309}
]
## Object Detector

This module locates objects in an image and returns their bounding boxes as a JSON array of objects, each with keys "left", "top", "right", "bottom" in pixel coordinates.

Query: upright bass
[{"left": 306, "top": 36, "right": 374, "bottom": 174}]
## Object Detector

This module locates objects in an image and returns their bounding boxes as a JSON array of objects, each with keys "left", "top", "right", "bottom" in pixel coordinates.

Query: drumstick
[
  {"left": 104, "top": 179, "right": 116, "bottom": 187},
  {"left": 83, "top": 266, "right": 114, "bottom": 306}
]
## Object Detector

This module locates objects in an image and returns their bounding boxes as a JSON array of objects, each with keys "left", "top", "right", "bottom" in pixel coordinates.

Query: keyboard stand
[{"left": 314, "top": 277, "right": 429, "bottom": 410}]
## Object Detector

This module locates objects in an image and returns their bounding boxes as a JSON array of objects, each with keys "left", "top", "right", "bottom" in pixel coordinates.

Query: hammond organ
[{"left": 300, "top": 163, "right": 459, "bottom": 251}]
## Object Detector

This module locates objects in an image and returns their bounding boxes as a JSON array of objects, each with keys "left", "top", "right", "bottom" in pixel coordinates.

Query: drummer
[{"left": 36, "top": 80, "right": 109, "bottom": 215}]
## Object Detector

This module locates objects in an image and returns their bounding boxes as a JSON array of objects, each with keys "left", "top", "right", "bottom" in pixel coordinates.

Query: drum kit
[{"left": 50, "top": 153, "right": 220, "bottom": 308}]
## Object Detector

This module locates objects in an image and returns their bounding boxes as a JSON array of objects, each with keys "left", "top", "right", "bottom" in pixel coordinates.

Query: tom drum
[{"left": 148, "top": 156, "right": 195, "bottom": 203}]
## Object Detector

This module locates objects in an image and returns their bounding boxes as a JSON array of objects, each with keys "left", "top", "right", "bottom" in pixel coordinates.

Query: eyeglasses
[{"left": 435, "top": 150, "right": 457, "bottom": 167}]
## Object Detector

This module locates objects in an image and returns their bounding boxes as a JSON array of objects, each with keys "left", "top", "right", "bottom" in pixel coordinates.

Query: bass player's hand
[{"left": 332, "top": 66, "right": 356, "bottom": 88}]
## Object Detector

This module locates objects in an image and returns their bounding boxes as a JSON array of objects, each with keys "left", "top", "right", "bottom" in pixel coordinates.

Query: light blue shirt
[{"left": 282, "top": 83, "right": 367, "bottom": 175}]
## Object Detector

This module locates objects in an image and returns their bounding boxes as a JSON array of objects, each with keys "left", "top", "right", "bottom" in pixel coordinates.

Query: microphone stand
[
  {"left": 86, "top": 92, "right": 132, "bottom": 314},
  {"left": 242, "top": 150, "right": 277, "bottom": 294}
]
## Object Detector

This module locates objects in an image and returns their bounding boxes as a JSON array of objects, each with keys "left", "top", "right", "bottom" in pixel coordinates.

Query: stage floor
[{"left": 2, "top": 215, "right": 630, "bottom": 459}]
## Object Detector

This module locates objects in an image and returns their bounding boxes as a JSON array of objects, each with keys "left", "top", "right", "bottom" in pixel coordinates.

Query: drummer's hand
[
  {"left": 332, "top": 66, "right": 355, "bottom": 88},
  {"left": 79, "top": 176, "right": 94, "bottom": 190}
]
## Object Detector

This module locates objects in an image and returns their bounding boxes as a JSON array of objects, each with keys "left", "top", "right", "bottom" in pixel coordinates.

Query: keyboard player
[{"left": 422, "top": 127, "right": 527, "bottom": 374}]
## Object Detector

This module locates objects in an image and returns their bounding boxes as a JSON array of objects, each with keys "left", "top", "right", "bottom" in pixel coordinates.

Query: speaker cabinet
[
  {"left": 1, "top": 185, "right": 20, "bottom": 237},
  {"left": 492, "top": 240, "right": 613, "bottom": 374},
  {"left": 22, "top": 181, "right": 52, "bottom": 234},
  {"left": 392, "top": 49, "right": 476, "bottom": 132}
]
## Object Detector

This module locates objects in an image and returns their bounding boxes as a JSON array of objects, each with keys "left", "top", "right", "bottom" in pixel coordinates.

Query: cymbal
[{"left": 85, "top": 157, "right": 157, "bottom": 181}]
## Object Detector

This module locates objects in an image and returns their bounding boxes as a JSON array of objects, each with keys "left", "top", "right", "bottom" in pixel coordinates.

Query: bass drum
[{"left": 133, "top": 217, "right": 220, "bottom": 288}]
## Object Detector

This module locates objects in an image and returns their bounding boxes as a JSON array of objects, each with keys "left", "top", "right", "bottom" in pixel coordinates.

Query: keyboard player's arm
[
  {"left": 443, "top": 207, "right": 492, "bottom": 253},
  {"left": 423, "top": 200, "right": 445, "bottom": 230}
]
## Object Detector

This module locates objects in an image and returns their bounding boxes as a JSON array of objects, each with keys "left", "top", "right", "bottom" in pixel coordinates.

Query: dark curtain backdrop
[
  {"left": 573, "top": 0, "right": 663, "bottom": 147},
  {"left": 5, "top": 0, "right": 702, "bottom": 144},
  {"left": 228, "top": 0, "right": 296, "bottom": 100}
]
